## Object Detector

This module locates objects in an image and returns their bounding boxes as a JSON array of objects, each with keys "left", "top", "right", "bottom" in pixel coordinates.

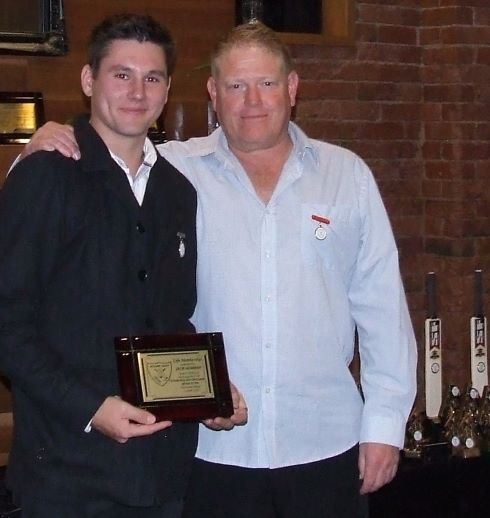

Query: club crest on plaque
[{"left": 148, "top": 362, "right": 172, "bottom": 387}]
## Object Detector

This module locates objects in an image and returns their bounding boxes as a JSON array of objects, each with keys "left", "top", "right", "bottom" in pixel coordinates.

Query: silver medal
[{"left": 314, "top": 225, "right": 327, "bottom": 240}]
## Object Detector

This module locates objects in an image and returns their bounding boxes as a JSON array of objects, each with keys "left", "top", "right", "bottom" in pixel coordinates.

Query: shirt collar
[
  {"left": 108, "top": 137, "right": 157, "bottom": 177},
  {"left": 182, "top": 122, "right": 319, "bottom": 168}
]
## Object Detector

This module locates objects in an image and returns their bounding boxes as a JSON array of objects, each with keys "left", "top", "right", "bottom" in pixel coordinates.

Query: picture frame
[{"left": 0, "top": 0, "right": 68, "bottom": 56}]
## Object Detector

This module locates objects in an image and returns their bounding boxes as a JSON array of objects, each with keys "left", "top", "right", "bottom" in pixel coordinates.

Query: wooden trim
[{"left": 279, "top": 0, "right": 355, "bottom": 45}]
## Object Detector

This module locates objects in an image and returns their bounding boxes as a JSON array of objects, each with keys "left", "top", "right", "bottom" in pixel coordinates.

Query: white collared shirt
[
  {"left": 109, "top": 138, "right": 157, "bottom": 205},
  {"left": 160, "top": 125, "right": 417, "bottom": 468}
]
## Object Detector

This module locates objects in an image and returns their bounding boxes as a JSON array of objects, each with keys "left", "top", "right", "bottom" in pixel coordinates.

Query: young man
[
  {"left": 0, "top": 13, "right": 245, "bottom": 518},
  {"left": 15, "top": 22, "right": 417, "bottom": 518}
]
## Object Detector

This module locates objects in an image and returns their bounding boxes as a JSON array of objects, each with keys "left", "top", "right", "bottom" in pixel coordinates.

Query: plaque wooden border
[{"left": 114, "top": 332, "right": 234, "bottom": 421}]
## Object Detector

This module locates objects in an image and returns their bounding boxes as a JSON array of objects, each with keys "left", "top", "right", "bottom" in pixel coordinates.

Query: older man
[{"left": 15, "top": 21, "right": 416, "bottom": 518}]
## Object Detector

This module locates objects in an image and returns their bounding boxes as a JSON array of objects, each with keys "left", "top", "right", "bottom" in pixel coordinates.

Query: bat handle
[
  {"left": 474, "top": 269, "right": 484, "bottom": 318},
  {"left": 427, "top": 272, "right": 437, "bottom": 319}
]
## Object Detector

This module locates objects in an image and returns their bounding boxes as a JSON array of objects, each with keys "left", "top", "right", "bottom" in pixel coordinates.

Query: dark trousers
[
  {"left": 18, "top": 496, "right": 183, "bottom": 518},
  {"left": 182, "top": 446, "right": 368, "bottom": 518}
]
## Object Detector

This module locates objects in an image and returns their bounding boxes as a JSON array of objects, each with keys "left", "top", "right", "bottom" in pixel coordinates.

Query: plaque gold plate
[
  {"left": 0, "top": 92, "right": 45, "bottom": 144},
  {"left": 114, "top": 332, "right": 234, "bottom": 421}
]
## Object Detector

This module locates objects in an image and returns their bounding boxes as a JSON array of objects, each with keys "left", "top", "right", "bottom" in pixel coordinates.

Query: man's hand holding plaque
[{"left": 202, "top": 382, "right": 248, "bottom": 430}]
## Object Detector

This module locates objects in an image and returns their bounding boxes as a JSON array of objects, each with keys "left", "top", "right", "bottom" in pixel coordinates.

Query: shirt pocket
[{"left": 301, "top": 203, "right": 355, "bottom": 271}]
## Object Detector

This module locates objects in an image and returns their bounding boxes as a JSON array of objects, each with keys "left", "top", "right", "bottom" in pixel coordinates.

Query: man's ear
[
  {"left": 288, "top": 71, "right": 299, "bottom": 108},
  {"left": 207, "top": 76, "right": 217, "bottom": 111},
  {"left": 81, "top": 65, "right": 94, "bottom": 97}
]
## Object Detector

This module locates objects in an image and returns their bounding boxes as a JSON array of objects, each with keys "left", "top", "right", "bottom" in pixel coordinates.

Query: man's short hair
[
  {"left": 211, "top": 22, "right": 294, "bottom": 77},
  {"left": 88, "top": 13, "right": 176, "bottom": 78}
]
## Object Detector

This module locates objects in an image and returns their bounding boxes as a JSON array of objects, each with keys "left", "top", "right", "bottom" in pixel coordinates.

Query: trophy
[
  {"left": 404, "top": 412, "right": 426, "bottom": 458},
  {"left": 404, "top": 411, "right": 449, "bottom": 461},
  {"left": 478, "top": 385, "right": 490, "bottom": 452},
  {"left": 439, "top": 384, "right": 462, "bottom": 443},
  {"left": 450, "top": 386, "right": 481, "bottom": 458}
]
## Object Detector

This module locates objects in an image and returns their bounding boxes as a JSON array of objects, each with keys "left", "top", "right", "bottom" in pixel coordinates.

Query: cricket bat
[
  {"left": 470, "top": 269, "right": 487, "bottom": 395},
  {"left": 425, "top": 272, "right": 442, "bottom": 419}
]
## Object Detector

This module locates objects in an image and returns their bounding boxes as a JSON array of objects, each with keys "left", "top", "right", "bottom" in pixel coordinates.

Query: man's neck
[
  {"left": 109, "top": 139, "right": 146, "bottom": 178},
  {"left": 89, "top": 120, "right": 146, "bottom": 177},
  {"left": 231, "top": 137, "right": 293, "bottom": 204}
]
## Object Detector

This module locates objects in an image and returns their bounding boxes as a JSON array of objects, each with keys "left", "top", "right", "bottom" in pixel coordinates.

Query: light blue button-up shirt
[{"left": 160, "top": 123, "right": 417, "bottom": 469}]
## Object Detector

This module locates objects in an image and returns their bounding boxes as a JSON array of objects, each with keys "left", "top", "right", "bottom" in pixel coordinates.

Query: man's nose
[
  {"left": 244, "top": 85, "right": 260, "bottom": 106},
  {"left": 129, "top": 78, "right": 146, "bottom": 99}
]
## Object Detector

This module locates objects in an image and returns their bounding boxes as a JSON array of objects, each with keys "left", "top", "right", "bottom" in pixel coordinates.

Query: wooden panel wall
[
  {"left": 0, "top": 0, "right": 235, "bottom": 148},
  {"left": 0, "top": 0, "right": 236, "bottom": 465}
]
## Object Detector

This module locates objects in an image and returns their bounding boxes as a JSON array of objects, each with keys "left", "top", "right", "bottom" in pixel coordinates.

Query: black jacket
[{"left": 0, "top": 116, "right": 198, "bottom": 506}]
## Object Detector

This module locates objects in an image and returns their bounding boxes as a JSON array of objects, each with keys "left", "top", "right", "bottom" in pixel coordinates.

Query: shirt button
[
  {"left": 265, "top": 295, "right": 271, "bottom": 302},
  {"left": 265, "top": 388, "right": 271, "bottom": 394},
  {"left": 265, "top": 251, "right": 271, "bottom": 259},
  {"left": 138, "top": 270, "right": 148, "bottom": 281},
  {"left": 136, "top": 221, "right": 146, "bottom": 233},
  {"left": 265, "top": 343, "right": 271, "bottom": 349}
]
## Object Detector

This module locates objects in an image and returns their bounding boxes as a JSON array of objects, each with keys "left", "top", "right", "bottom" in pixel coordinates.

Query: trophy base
[
  {"left": 453, "top": 446, "right": 481, "bottom": 459},
  {"left": 403, "top": 441, "right": 451, "bottom": 463}
]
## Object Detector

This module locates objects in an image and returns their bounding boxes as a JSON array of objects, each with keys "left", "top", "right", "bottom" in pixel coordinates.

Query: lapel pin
[{"left": 177, "top": 232, "right": 186, "bottom": 258}]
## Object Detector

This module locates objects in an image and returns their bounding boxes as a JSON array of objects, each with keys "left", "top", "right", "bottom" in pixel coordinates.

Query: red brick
[
  {"left": 298, "top": 80, "right": 357, "bottom": 100},
  {"left": 422, "top": 179, "right": 443, "bottom": 197},
  {"left": 348, "top": 140, "right": 419, "bottom": 160},
  {"left": 441, "top": 142, "right": 489, "bottom": 160},
  {"left": 339, "top": 101, "right": 380, "bottom": 121},
  {"left": 358, "top": 42, "right": 422, "bottom": 63},
  {"left": 356, "top": 23, "right": 378, "bottom": 43},
  {"left": 476, "top": 47, "right": 490, "bottom": 65},
  {"left": 391, "top": 216, "right": 424, "bottom": 236},
  {"left": 422, "top": 142, "right": 443, "bottom": 160},
  {"left": 294, "top": 100, "right": 341, "bottom": 120},
  {"left": 357, "top": 122, "right": 407, "bottom": 140},
  {"left": 421, "top": 103, "right": 443, "bottom": 121},
  {"left": 421, "top": 64, "right": 475, "bottom": 84},
  {"left": 378, "top": 25, "right": 418, "bottom": 45},
  {"left": 382, "top": 103, "right": 423, "bottom": 121},
  {"left": 440, "top": 0, "right": 490, "bottom": 7},
  {"left": 442, "top": 103, "right": 490, "bottom": 122},
  {"left": 424, "top": 161, "right": 476, "bottom": 180},
  {"left": 358, "top": 5, "right": 419, "bottom": 26},
  {"left": 423, "top": 46, "right": 475, "bottom": 66},
  {"left": 424, "top": 84, "right": 475, "bottom": 102},
  {"left": 475, "top": 8, "right": 490, "bottom": 25},
  {"left": 425, "top": 216, "right": 445, "bottom": 236},
  {"left": 359, "top": 0, "right": 421, "bottom": 7},
  {"left": 420, "top": 27, "right": 441, "bottom": 45},
  {"left": 441, "top": 26, "right": 490, "bottom": 45},
  {"left": 425, "top": 237, "right": 475, "bottom": 257},
  {"left": 422, "top": 7, "right": 474, "bottom": 26}
]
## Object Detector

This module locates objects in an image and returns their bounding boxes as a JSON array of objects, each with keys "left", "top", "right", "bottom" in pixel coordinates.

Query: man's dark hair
[{"left": 88, "top": 13, "right": 176, "bottom": 78}]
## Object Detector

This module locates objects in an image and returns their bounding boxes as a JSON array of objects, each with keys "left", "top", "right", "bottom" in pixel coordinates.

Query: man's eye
[
  {"left": 115, "top": 73, "right": 128, "bottom": 79},
  {"left": 146, "top": 76, "right": 160, "bottom": 83}
]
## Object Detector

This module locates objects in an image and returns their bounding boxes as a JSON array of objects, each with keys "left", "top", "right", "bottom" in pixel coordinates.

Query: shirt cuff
[{"left": 359, "top": 415, "right": 406, "bottom": 449}]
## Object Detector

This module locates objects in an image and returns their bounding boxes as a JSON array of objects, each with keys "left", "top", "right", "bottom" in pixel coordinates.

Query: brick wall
[{"left": 293, "top": 0, "right": 490, "bottom": 408}]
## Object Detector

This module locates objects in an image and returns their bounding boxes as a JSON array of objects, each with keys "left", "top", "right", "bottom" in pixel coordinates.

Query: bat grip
[{"left": 427, "top": 272, "right": 437, "bottom": 318}]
